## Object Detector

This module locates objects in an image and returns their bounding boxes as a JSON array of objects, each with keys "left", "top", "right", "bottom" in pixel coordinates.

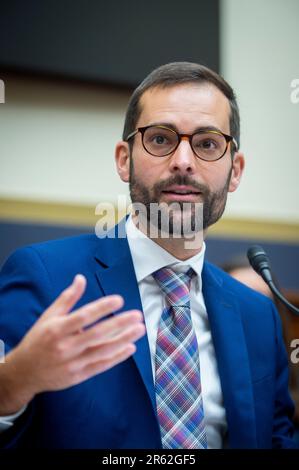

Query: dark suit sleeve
[
  {"left": 271, "top": 302, "right": 297, "bottom": 448},
  {"left": 0, "top": 246, "right": 54, "bottom": 448}
]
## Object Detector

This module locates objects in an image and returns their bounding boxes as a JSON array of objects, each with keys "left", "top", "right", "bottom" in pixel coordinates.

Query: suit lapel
[
  {"left": 94, "top": 234, "right": 157, "bottom": 415},
  {"left": 202, "top": 262, "right": 257, "bottom": 448}
]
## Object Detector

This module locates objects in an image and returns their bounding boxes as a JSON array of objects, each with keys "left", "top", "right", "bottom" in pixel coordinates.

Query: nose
[{"left": 168, "top": 136, "right": 197, "bottom": 175}]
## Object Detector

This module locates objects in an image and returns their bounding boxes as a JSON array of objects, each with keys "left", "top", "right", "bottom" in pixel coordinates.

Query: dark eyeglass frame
[{"left": 126, "top": 125, "right": 238, "bottom": 161}]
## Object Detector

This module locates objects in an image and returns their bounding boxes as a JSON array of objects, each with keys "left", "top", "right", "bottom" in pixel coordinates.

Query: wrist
[{"left": 0, "top": 347, "right": 36, "bottom": 416}]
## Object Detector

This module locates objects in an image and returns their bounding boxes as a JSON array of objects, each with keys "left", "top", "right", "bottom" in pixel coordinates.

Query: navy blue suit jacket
[{"left": 0, "top": 230, "right": 295, "bottom": 448}]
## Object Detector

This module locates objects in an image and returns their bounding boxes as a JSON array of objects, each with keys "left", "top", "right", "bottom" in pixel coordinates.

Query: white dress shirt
[
  {"left": 126, "top": 216, "right": 227, "bottom": 448},
  {"left": 0, "top": 217, "right": 227, "bottom": 447},
  {"left": 0, "top": 406, "right": 26, "bottom": 432}
]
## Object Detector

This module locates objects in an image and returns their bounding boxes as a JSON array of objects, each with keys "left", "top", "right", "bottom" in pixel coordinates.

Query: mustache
[{"left": 152, "top": 175, "right": 209, "bottom": 196}]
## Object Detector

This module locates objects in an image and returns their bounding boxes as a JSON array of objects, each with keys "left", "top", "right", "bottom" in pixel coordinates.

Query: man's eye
[
  {"left": 152, "top": 135, "right": 167, "bottom": 145},
  {"left": 198, "top": 139, "right": 217, "bottom": 149}
]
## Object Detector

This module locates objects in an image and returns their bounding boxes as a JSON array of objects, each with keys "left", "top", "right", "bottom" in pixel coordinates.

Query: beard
[{"left": 129, "top": 157, "right": 232, "bottom": 237}]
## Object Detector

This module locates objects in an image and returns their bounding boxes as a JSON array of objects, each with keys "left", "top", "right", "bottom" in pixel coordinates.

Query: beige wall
[
  {"left": 221, "top": 0, "right": 299, "bottom": 222},
  {"left": 0, "top": 78, "right": 130, "bottom": 205},
  {"left": 0, "top": 0, "right": 298, "bottom": 224}
]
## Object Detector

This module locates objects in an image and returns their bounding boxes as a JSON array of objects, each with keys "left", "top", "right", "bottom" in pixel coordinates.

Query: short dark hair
[{"left": 122, "top": 62, "right": 240, "bottom": 154}]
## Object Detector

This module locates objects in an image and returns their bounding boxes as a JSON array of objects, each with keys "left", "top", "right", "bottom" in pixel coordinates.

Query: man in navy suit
[{"left": 0, "top": 62, "right": 295, "bottom": 448}]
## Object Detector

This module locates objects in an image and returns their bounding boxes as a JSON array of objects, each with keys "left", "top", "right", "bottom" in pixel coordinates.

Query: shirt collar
[{"left": 126, "top": 215, "right": 206, "bottom": 290}]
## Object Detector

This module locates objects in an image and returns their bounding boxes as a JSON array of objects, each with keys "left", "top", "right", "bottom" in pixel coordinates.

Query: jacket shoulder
[
  {"left": 3, "top": 233, "right": 99, "bottom": 265},
  {"left": 204, "top": 260, "right": 274, "bottom": 307}
]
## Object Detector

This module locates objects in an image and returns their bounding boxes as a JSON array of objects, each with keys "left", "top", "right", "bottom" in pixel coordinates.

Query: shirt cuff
[{"left": 0, "top": 405, "right": 27, "bottom": 432}]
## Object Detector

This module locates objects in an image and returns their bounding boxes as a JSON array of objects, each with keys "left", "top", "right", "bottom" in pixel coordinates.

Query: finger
[
  {"left": 67, "top": 309, "right": 143, "bottom": 352},
  {"left": 78, "top": 343, "right": 137, "bottom": 381},
  {"left": 84, "top": 323, "right": 145, "bottom": 362},
  {"left": 62, "top": 294, "right": 126, "bottom": 334},
  {"left": 100, "top": 322, "right": 146, "bottom": 349},
  {"left": 43, "top": 274, "right": 87, "bottom": 319},
  {"left": 66, "top": 321, "right": 145, "bottom": 365},
  {"left": 59, "top": 310, "right": 144, "bottom": 358}
]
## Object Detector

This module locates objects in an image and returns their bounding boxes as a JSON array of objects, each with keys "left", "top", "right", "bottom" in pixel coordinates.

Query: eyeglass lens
[{"left": 142, "top": 126, "right": 228, "bottom": 161}]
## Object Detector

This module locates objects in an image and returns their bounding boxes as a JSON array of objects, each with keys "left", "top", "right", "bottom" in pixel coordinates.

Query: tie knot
[{"left": 152, "top": 267, "right": 194, "bottom": 307}]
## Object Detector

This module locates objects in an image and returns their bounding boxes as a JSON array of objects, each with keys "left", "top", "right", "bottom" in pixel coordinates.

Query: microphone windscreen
[{"left": 247, "top": 245, "right": 270, "bottom": 274}]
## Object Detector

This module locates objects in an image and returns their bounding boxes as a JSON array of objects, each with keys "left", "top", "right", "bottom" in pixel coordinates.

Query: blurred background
[{"left": 0, "top": 0, "right": 298, "bottom": 434}]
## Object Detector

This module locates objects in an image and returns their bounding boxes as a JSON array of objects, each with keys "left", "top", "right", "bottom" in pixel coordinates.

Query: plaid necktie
[{"left": 152, "top": 267, "right": 207, "bottom": 449}]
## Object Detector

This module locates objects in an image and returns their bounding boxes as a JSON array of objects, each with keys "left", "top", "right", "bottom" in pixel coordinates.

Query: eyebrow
[{"left": 147, "top": 122, "right": 225, "bottom": 134}]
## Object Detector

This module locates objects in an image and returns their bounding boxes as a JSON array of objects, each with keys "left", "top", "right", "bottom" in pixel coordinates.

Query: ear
[
  {"left": 115, "top": 141, "right": 130, "bottom": 183},
  {"left": 228, "top": 151, "right": 245, "bottom": 193}
]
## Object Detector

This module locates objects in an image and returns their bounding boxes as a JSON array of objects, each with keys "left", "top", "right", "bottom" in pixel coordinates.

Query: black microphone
[{"left": 247, "top": 245, "right": 299, "bottom": 316}]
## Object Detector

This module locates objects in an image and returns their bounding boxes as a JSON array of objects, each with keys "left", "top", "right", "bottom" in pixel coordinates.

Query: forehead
[{"left": 138, "top": 83, "right": 231, "bottom": 133}]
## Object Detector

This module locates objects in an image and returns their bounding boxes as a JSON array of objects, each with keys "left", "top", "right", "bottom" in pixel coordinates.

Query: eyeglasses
[{"left": 126, "top": 125, "right": 238, "bottom": 162}]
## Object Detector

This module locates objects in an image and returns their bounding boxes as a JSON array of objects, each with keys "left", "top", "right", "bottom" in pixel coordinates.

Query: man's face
[{"left": 116, "top": 83, "right": 244, "bottom": 235}]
